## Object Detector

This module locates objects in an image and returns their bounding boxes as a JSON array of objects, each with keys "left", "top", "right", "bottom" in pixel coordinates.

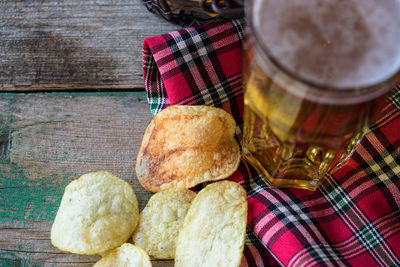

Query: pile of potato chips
[{"left": 51, "top": 106, "right": 247, "bottom": 266}]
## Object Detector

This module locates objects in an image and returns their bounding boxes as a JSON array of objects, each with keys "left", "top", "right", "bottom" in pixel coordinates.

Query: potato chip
[
  {"left": 175, "top": 181, "right": 247, "bottom": 267},
  {"left": 132, "top": 188, "right": 196, "bottom": 259},
  {"left": 51, "top": 171, "right": 139, "bottom": 255},
  {"left": 94, "top": 243, "right": 152, "bottom": 267},
  {"left": 136, "top": 105, "right": 240, "bottom": 192}
]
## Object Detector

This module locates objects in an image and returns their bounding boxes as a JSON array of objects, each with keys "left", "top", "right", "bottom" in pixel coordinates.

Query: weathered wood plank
[
  {"left": 0, "top": 0, "right": 180, "bottom": 91},
  {"left": 0, "top": 92, "right": 172, "bottom": 266}
]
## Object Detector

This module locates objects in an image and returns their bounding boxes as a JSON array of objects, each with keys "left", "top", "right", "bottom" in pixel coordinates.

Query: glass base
[
  {"left": 241, "top": 100, "right": 367, "bottom": 191},
  {"left": 242, "top": 149, "right": 323, "bottom": 190}
]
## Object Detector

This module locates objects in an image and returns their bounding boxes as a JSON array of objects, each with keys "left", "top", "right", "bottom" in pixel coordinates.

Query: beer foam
[{"left": 253, "top": 0, "right": 400, "bottom": 89}]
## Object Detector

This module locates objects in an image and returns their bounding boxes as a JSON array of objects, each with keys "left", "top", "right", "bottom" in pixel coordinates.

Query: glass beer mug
[{"left": 241, "top": 0, "right": 400, "bottom": 190}]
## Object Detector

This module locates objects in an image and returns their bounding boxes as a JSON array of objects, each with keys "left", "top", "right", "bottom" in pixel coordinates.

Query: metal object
[{"left": 142, "top": 0, "right": 244, "bottom": 26}]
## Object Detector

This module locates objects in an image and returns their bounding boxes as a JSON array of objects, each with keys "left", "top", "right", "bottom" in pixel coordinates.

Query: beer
[{"left": 242, "top": 0, "right": 400, "bottom": 190}]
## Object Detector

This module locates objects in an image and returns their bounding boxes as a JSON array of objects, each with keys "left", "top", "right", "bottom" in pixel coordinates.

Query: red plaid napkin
[{"left": 143, "top": 19, "right": 400, "bottom": 266}]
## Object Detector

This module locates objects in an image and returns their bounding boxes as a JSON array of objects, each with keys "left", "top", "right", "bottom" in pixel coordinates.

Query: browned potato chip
[
  {"left": 175, "top": 181, "right": 247, "bottom": 267},
  {"left": 136, "top": 105, "right": 240, "bottom": 192}
]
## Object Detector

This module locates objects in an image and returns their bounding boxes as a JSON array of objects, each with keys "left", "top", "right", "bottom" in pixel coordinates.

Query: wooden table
[{"left": 0, "top": 1, "right": 181, "bottom": 265}]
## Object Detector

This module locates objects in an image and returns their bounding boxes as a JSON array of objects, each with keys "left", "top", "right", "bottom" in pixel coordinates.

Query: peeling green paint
[
  {"left": 0, "top": 251, "right": 22, "bottom": 267},
  {"left": 0, "top": 115, "right": 13, "bottom": 136},
  {"left": 0, "top": 158, "right": 72, "bottom": 226},
  {"left": 0, "top": 251, "right": 42, "bottom": 267},
  {"left": 0, "top": 110, "right": 72, "bottom": 227}
]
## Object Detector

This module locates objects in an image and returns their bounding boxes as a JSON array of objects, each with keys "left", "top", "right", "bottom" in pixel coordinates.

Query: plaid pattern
[{"left": 143, "top": 20, "right": 400, "bottom": 266}]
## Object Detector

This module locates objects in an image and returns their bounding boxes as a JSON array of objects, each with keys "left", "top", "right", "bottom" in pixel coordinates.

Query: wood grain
[
  {"left": 0, "top": 92, "right": 172, "bottom": 266},
  {"left": 0, "top": 0, "right": 180, "bottom": 91}
]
